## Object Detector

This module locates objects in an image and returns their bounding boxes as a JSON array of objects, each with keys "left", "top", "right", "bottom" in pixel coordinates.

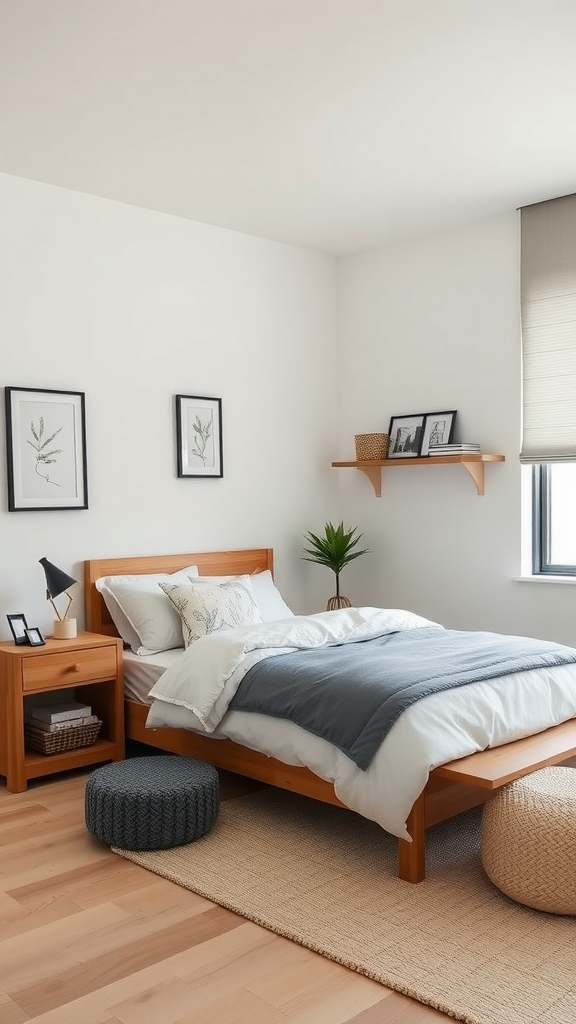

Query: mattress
[{"left": 123, "top": 648, "right": 183, "bottom": 703}]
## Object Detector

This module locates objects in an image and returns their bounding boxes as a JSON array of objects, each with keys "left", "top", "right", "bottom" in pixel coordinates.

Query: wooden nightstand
[{"left": 0, "top": 631, "right": 124, "bottom": 793}]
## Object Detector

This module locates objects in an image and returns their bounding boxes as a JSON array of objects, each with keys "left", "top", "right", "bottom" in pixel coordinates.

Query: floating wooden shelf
[{"left": 331, "top": 454, "right": 505, "bottom": 497}]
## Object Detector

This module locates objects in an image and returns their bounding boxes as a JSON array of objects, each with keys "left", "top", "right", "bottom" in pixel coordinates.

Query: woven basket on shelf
[
  {"left": 25, "top": 719, "right": 102, "bottom": 756},
  {"left": 354, "top": 433, "right": 389, "bottom": 460}
]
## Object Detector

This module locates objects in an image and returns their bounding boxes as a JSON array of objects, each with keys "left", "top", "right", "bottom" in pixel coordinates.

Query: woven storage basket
[
  {"left": 25, "top": 719, "right": 102, "bottom": 755},
  {"left": 354, "top": 433, "right": 389, "bottom": 460}
]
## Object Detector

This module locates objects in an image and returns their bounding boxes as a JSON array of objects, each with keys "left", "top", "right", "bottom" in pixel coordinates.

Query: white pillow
[
  {"left": 196, "top": 570, "right": 294, "bottom": 622},
  {"left": 159, "top": 576, "right": 263, "bottom": 647},
  {"left": 95, "top": 566, "right": 199, "bottom": 655},
  {"left": 250, "top": 570, "right": 294, "bottom": 621}
]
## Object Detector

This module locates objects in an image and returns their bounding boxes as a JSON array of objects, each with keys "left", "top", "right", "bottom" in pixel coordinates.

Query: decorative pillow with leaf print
[{"left": 158, "top": 576, "right": 263, "bottom": 647}]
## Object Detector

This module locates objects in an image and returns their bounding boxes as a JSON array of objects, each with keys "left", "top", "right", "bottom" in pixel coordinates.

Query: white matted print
[
  {"left": 176, "top": 394, "right": 223, "bottom": 478},
  {"left": 4, "top": 387, "right": 88, "bottom": 511},
  {"left": 420, "top": 410, "right": 457, "bottom": 456},
  {"left": 387, "top": 413, "right": 425, "bottom": 458}
]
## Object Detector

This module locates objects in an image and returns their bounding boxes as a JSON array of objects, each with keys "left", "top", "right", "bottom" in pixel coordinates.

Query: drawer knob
[{"left": 72, "top": 663, "right": 81, "bottom": 673}]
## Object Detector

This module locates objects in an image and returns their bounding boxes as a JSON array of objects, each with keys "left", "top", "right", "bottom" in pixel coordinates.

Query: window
[
  {"left": 533, "top": 464, "right": 576, "bottom": 574},
  {"left": 521, "top": 194, "right": 576, "bottom": 577}
]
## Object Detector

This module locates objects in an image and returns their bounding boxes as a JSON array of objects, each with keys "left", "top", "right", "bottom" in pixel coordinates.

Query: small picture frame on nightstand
[
  {"left": 25, "top": 627, "right": 45, "bottom": 647},
  {"left": 7, "top": 613, "right": 29, "bottom": 645}
]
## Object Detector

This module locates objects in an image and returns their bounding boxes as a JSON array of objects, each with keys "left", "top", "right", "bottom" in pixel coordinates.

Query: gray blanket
[{"left": 228, "top": 627, "right": 576, "bottom": 770}]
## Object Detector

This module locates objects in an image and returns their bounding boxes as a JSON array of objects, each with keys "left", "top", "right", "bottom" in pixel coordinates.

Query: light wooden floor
[{"left": 1, "top": 763, "right": 449, "bottom": 1024}]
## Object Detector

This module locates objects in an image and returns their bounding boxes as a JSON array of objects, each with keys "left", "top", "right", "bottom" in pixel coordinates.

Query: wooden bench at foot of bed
[
  {"left": 400, "top": 718, "right": 576, "bottom": 882},
  {"left": 125, "top": 698, "right": 576, "bottom": 883}
]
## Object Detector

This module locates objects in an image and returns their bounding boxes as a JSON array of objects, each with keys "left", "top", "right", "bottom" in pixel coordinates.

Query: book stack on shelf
[
  {"left": 25, "top": 700, "right": 102, "bottom": 755},
  {"left": 429, "top": 443, "right": 481, "bottom": 457}
]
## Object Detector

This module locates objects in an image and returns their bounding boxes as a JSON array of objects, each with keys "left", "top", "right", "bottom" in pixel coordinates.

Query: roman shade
[{"left": 520, "top": 193, "right": 576, "bottom": 463}]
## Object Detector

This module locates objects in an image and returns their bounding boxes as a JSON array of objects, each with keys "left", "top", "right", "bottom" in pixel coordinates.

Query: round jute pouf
[
  {"left": 480, "top": 766, "right": 576, "bottom": 915},
  {"left": 85, "top": 755, "right": 219, "bottom": 851}
]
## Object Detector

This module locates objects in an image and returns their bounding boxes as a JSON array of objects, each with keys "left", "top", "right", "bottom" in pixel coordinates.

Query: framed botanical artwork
[
  {"left": 176, "top": 394, "right": 223, "bottom": 478},
  {"left": 420, "top": 410, "right": 457, "bottom": 456},
  {"left": 4, "top": 387, "right": 88, "bottom": 511},
  {"left": 387, "top": 413, "right": 426, "bottom": 458}
]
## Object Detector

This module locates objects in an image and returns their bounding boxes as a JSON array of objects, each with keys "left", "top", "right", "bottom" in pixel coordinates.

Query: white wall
[
  {"left": 336, "top": 214, "right": 576, "bottom": 645},
  {"left": 3, "top": 180, "right": 574, "bottom": 646},
  {"left": 0, "top": 173, "right": 339, "bottom": 638}
]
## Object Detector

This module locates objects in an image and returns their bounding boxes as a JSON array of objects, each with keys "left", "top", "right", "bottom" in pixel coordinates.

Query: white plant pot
[{"left": 53, "top": 618, "right": 77, "bottom": 639}]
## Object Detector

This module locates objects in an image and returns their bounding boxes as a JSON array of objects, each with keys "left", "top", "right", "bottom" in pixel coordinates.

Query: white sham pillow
[
  {"left": 250, "top": 570, "right": 294, "bottom": 621},
  {"left": 95, "top": 566, "right": 199, "bottom": 655},
  {"left": 196, "top": 569, "right": 294, "bottom": 622},
  {"left": 158, "top": 576, "right": 263, "bottom": 648}
]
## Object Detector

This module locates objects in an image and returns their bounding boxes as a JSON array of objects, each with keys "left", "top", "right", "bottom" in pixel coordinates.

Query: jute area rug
[{"left": 113, "top": 788, "right": 576, "bottom": 1024}]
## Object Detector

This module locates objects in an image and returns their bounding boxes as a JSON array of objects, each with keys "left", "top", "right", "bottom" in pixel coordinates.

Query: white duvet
[{"left": 146, "top": 608, "right": 576, "bottom": 841}]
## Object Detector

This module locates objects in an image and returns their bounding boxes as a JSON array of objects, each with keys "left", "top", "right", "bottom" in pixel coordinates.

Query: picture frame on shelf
[
  {"left": 175, "top": 394, "right": 223, "bottom": 478},
  {"left": 25, "top": 627, "right": 45, "bottom": 647},
  {"left": 4, "top": 387, "right": 88, "bottom": 511},
  {"left": 7, "top": 613, "right": 29, "bottom": 645},
  {"left": 420, "top": 410, "right": 457, "bottom": 456},
  {"left": 387, "top": 413, "right": 426, "bottom": 458}
]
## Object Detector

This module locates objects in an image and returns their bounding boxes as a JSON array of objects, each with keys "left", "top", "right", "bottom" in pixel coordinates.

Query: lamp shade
[{"left": 39, "top": 557, "right": 77, "bottom": 600}]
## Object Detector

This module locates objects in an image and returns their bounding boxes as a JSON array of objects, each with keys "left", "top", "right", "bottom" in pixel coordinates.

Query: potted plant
[{"left": 302, "top": 521, "right": 369, "bottom": 610}]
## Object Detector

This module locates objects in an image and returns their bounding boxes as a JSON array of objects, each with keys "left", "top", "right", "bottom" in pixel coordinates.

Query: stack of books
[
  {"left": 429, "top": 443, "right": 481, "bottom": 456},
  {"left": 27, "top": 700, "right": 97, "bottom": 733}
]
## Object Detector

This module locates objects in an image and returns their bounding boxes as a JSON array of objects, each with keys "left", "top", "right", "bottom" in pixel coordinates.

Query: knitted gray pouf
[{"left": 85, "top": 755, "right": 219, "bottom": 850}]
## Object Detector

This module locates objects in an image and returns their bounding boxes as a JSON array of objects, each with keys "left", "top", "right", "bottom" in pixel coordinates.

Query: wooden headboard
[{"left": 84, "top": 548, "right": 274, "bottom": 637}]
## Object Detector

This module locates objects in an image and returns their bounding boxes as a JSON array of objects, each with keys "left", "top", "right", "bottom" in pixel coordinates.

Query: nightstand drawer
[{"left": 22, "top": 646, "right": 117, "bottom": 692}]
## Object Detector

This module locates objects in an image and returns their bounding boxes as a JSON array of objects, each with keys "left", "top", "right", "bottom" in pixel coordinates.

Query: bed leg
[{"left": 398, "top": 792, "right": 426, "bottom": 882}]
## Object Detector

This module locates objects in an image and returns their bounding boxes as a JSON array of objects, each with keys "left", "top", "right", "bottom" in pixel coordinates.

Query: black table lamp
[{"left": 39, "top": 557, "right": 78, "bottom": 638}]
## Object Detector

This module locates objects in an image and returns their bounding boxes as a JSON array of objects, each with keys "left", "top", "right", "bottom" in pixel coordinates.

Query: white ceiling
[{"left": 1, "top": 1, "right": 575, "bottom": 255}]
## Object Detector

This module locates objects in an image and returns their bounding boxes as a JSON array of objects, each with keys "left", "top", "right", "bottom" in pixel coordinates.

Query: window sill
[{"left": 513, "top": 575, "right": 576, "bottom": 585}]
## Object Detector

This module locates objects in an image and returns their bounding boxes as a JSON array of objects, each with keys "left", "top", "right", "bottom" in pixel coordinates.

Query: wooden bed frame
[{"left": 84, "top": 548, "right": 576, "bottom": 883}]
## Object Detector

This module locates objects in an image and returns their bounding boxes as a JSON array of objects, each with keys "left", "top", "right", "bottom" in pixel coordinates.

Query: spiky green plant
[{"left": 302, "top": 521, "right": 368, "bottom": 606}]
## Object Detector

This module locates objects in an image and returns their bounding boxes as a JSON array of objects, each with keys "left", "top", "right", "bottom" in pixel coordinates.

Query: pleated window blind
[{"left": 520, "top": 193, "right": 576, "bottom": 463}]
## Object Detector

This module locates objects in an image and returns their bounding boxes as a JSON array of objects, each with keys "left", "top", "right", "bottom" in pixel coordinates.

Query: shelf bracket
[
  {"left": 461, "top": 460, "right": 485, "bottom": 496},
  {"left": 357, "top": 464, "right": 382, "bottom": 497}
]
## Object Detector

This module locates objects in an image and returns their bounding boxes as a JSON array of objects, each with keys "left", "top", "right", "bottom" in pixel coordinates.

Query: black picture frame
[
  {"left": 4, "top": 386, "right": 88, "bottom": 511},
  {"left": 387, "top": 413, "right": 426, "bottom": 458},
  {"left": 25, "top": 627, "right": 46, "bottom": 647},
  {"left": 175, "top": 394, "right": 223, "bottom": 478},
  {"left": 420, "top": 410, "right": 457, "bottom": 456},
  {"left": 7, "top": 613, "right": 29, "bottom": 645}
]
